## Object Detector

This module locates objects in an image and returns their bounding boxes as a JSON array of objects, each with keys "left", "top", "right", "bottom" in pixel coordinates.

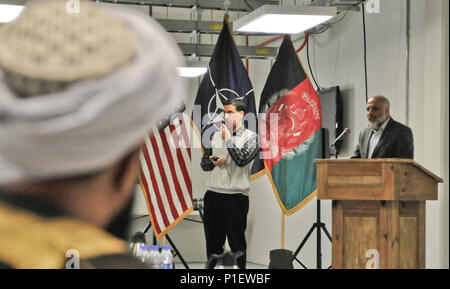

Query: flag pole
[{"left": 281, "top": 212, "right": 285, "bottom": 249}]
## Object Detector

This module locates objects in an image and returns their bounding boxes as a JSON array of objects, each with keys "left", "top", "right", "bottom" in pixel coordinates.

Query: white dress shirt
[{"left": 368, "top": 117, "right": 390, "bottom": 158}]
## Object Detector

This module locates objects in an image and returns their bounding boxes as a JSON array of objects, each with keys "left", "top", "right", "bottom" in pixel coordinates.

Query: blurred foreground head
[{"left": 0, "top": 0, "right": 185, "bottom": 228}]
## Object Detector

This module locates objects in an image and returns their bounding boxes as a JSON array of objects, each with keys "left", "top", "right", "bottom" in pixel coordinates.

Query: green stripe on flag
[{"left": 270, "top": 129, "right": 322, "bottom": 214}]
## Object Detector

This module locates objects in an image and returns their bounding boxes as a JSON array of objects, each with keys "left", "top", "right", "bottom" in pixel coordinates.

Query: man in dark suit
[{"left": 352, "top": 95, "right": 414, "bottom": 159}]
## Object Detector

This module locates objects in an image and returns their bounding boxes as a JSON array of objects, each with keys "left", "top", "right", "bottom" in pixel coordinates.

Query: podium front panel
[{"left": 332, "top": 200, "right": 425, "bottom": 269}]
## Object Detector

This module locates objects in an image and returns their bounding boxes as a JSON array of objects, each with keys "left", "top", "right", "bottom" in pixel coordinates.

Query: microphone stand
[
  {"left": 329, "top": 128, "right": 349, "bottom": 159},
  {"left": 330, "top": 144, "right": 339, "bottom": 159}
]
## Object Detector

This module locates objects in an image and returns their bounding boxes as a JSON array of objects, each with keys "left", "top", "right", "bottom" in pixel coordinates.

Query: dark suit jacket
[{"left": 351, "top": 117, "right": 414, "bottom": 159}]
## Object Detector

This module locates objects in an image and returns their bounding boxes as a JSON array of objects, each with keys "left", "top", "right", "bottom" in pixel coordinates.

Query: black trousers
[{"left": 203, "top": 190, "right": 249, "bottom": 269}]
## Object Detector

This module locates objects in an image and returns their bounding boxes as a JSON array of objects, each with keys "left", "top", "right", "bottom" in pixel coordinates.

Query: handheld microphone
[{"left": 331, "top": 128, "right": 351, "bottom": 147}]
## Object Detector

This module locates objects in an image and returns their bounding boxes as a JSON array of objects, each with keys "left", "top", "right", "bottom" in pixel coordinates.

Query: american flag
[{"left": 138, "top": 112, "right": 193, "bottom": 239}]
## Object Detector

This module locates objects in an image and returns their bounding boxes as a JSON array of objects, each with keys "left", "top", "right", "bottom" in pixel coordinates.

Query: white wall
[
  {"left": 129, "top": 0, "right": 449, "bottom": 268},
  {"left": 408, "top": 0, "right": 448, "bottom": 269},
  {"left": 442, "top": 0, "right": 449, "bottom": 270}
]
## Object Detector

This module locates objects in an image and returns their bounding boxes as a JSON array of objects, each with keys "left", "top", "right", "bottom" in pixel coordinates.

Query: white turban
[{"left": 0, "top": 2, "right": 186, "bottom": 185}]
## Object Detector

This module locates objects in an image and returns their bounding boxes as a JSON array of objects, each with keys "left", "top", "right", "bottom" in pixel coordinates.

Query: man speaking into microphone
[{"left": 351, "top": 95, "right": 414, "bottom": 159}]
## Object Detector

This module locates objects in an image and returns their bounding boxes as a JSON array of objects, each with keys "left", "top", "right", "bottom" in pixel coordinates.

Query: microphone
[{"left": 331, "top": 128, "right": 351, "bottom": 147}]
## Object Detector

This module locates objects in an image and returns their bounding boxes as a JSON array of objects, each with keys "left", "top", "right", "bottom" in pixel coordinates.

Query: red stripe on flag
[
  {"left": 149, "top": 135, "right": 179, "bottom": 220},
  {"left": 178, "top": 116, "right": 191, "bottom": 159},
  {"left": 159, "top": 129, "right": 188, "bottom": 212},
  {"left": 138, "top": 168, "right": 162, "bottom": 234},
  {"left": 262, "top": 79, "right": 322, "bottom": 171},
  {"left": 141, "top": 143, "right": 170, "bottom": 228},
  {"left": 169, "top": 124, "right": 193, "bottom": 197}
]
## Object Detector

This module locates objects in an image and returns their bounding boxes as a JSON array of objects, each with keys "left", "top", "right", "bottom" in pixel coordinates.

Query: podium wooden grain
[{"left": 315, "top": 159, "right": 443, "bottom": 269}]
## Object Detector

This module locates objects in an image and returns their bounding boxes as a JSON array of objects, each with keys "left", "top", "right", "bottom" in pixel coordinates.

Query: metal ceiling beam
[
  {"left": 157, "top": 19, "right": 225, "bottom": 34},
  {"left": 156, "top": 19, "right": 279, "bottom": 35},
  {"left": 178, "top": 43, "right": 277, "bottom": 59},
  {"left": 0, "top": 0, "right": 27, "bottom": 4},
  {"left": 309, "top": 0, "right": 363, "bottom": 11},
  {"left": 97, "top": 0, "right": 279, "bottom": 12}
]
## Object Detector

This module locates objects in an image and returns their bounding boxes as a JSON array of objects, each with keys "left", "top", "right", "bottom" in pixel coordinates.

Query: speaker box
[
  {"left": 321, "top": 128, "right": 329, "bottom": 159},
  {"left": 318, "top": 86, "right": 343, "bottom": 156}
]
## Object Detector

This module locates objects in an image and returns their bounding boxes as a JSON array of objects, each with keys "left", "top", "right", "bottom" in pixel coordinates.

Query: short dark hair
[{"left": 222, "top": 98, "right": 245, "bottom": 112}]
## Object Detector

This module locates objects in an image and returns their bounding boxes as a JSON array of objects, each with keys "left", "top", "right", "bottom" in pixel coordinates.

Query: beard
[
  {"left": 105, "top": 192, "right": 135, "bottom": 240},
  {"left": 368, "top": 114, "right": 387, "bottom": 130}
]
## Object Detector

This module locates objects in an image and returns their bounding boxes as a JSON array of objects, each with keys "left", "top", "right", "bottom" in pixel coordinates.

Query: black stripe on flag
[{"left": 259, "top": 35, "right": 307, "bottom": 114}]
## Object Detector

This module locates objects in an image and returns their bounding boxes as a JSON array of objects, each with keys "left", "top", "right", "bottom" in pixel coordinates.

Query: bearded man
[
  {"left": 351, "top": 95, "right": 414, "bottom": 159},
  {"left": 0, "top": 1, "right": 185, "bottom": 268}
]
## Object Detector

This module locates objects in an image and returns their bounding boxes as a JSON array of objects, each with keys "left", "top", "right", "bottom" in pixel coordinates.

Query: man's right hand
[{"left": 210, "top": 156, "right": 226, "bottom": 167}]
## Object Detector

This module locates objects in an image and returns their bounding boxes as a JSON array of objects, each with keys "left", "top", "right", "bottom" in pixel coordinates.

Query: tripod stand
[
  {"left": 142, "top": 221, "right": 190, "bottom": 269},
  {"left": 292, "top": 128, "right": 333, "bottom": 269},
  {"left": 292, "top": 199, "right": 332, "bottom": 269},
  {"left": 139, "top": 198, "right": 205, "bottom": 269}
]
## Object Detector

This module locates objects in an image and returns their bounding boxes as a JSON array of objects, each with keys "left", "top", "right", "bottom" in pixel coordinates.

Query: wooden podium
[{"left": 315, "top": 159, "right": 443, "bottom": 269}]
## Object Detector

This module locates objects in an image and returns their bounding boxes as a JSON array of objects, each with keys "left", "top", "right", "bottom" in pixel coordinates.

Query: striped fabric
[
  {"left": 259, "top": 35, "right": 322, "bottom": 215},
  {"left": 138, "top": 113, "right": 193, "bottom": 239}
]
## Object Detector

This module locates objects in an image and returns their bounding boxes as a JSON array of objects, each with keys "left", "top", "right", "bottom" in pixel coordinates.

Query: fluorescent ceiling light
[
  {"left": 177, "top": 67, "right": 208, "bottom": 78},
  {"left": 233, "top": 5, "right": 337, "bottom": 34},
  {"left": 177, "top": 61, "right": 208, "bottom": 78},
  {"left": 0, "top": 4, "right": 25, "bottom": 23}
]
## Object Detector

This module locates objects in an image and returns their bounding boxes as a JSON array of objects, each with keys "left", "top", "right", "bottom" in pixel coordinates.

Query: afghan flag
[
  {"left": 192, "top": 15, "right": 259, "bottom": 169},
  {"left": 259, "top": 35, "right": 322, "bottom": 215}
]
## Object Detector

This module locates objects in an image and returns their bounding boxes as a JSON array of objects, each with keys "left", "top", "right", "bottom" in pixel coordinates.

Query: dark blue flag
[{"left": 192, "top": 16, "right": 263, "bottom": 178}]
